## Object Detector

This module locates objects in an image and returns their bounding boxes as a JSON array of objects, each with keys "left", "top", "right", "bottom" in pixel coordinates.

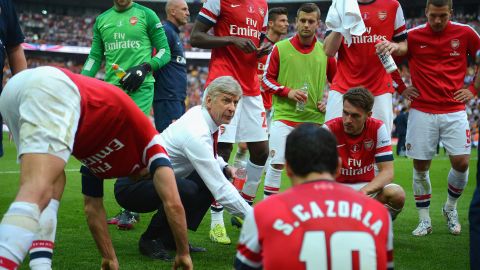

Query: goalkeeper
[{"left": 81, "top": 0, "right": 171, "bottom": 114}]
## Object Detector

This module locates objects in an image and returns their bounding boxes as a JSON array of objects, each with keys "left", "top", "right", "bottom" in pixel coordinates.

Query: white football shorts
[
  {"left": 406, "top": 109, "right": 471, "bottom": 160},
  {"left": 219, "top": 95, "right": 268, "bottom": 143},
  {"left": 0, "top": 67, "right": 81, "bottom": 163}
]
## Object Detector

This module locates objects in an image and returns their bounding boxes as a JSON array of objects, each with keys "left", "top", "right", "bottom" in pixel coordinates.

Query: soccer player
[
  {"left": 325, "top": 87, "right": 405, "bottom": 220},
  {"left": 0, "top": 66, "right": 192, "bottom": 270},
  {"left": 81, "top": 0, "right": 172, "bottom": 230},
  {"left": 0, "top": 0, "right": 26, "bottom": 158},
  {"left": 324, "top": 0, "right": 408, "bottom": 134},
  {"left": 81, "top": 0, "right": 171, "bottom": 114},
  {"left": 113, "top": 76, "right": 252, "bottom": 258},
  {"left": 191, "top": 0, "right": 270, "bottom": 236},
  {"left": 258, "top": 7, "right": 289, "bottom": 129},
  {"left": 153, "top": 0, "right": 190, "bottom": 133},
  {"left": 261, "top": 3, "right": 336, "bottom": 199},
  {"left": 234, "top": 123, "right": 394, "bottom": 270},
  {"left": 394, "top": 0, "right": 480, "bottom": 236}
]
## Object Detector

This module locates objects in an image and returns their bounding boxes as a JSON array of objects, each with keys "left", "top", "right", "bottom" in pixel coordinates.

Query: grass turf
[{"left": 0, "top": 133, "right": 476, "bottom": 269}]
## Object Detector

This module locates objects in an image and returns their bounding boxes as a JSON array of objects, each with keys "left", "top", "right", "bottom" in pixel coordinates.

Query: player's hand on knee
[{"left": 120, "top": 63, "right": 151, "bottom": 92}]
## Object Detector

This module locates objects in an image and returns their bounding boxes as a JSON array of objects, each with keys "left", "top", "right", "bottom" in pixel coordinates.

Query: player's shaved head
[
  {"left": 426, "top": 0, "right": 452, "bottom": 9},
  {"left": 343, "top": 87, "right": 374, "bottom": 113},
  {"left": 285, "top": 124, "right": 338, "bottom": 176}
]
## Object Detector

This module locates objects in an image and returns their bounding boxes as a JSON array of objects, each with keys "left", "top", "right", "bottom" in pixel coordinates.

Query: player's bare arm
[
  {"left": 360, "top": 161, "right": 394, "bottom": 196},
  {"left": 152, "top": 166, "right": 192, "bottom": 269},
  {"left": 190, "top": 20, "right": 257, "bottom": 53},
  {"left": 375, "top": 40, "right": 408, "bottom": 56},
  {"left": 323, "top": 31, "right": 343, "bottom": 57},
  {"left": 256, "top": 37, "right": 273, "bottom": 57},
  {"left": 6, "top": 44, "right": 27, "bottom": 74},
  {"left": 83, "top": 195, "right": 119, "bottom": 270}
]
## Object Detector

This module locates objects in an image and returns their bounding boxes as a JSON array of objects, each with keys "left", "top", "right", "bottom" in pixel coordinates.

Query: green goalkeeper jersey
[{"left": 81, "top": 2, "right": 170, "bottom": 87}]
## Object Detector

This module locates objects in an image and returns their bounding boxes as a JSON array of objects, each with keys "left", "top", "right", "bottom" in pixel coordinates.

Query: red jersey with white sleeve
[
  {"left": 258, "top": 39, "right": 274, "bottom": 109},
  {"left": 401, "top": 22, "right": 480, "bottom": 113},
  {"left": 234, "top": 180, "right": 394, "bottom": 270},
  {"left": 329, "top": 0, "right": 407, "bottom": 96},
  {"left": 60, "top": 68, "right": 171, "bottom": 179},
  {"left": 325, "top": 117, "right": 393, "bottom": 184},
  {"left": 198, "top": 0, "right": 268, "bottom": 96}
]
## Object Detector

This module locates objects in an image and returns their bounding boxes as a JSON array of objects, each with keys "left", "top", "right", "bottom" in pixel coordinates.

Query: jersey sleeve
[
  {"left": 375, "top": 123, "right": 394, "bottom": 163},
  {"left": 261, "top": 45, "right": 290, "bottom": 97},
  {"left": 145, "top": 9, "right": 171, "bottom": 71},
  {"left": 81, "top": 19, "right": 104, "bottom": 77},
  {"left": 145, "top": 135, "right": 173, "bottom": 175},
  {"left": 262, "top": 8, "right": 268, "bottom": 32},
  {"left": 4, "top": 0, "right": 24, "bottom": 47},
  {"left": 392, "top": 3, "right": 407, "bottom": 42},
  {"left": 197, "top": 0, "right": 220, "bottom": 26},
  {"left": 234, "top": 209, "right": 263, "bottom": 270}
]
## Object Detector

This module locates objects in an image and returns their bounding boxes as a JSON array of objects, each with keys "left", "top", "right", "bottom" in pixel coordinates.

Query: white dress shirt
[{"left": 159, "top": 105, "right": 252, "bottom": 217}]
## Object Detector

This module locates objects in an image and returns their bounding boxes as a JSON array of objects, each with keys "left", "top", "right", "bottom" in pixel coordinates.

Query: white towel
[{"left": 325, "top": 0, "right": 366, "bottom": 47}]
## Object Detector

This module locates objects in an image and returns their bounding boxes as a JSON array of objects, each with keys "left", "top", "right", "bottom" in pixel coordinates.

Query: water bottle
[
  {"left": 375, "top": 40, "right": 397, "bottom": 74},
  {"left": 296, "top": 82, "right": 308, "bottom": 112},
  {"left": 112, "top": 63, "right": 126, "bottom": 79},
  {"left": 232, "top": 160, "right": 247, "bottom": 191}
]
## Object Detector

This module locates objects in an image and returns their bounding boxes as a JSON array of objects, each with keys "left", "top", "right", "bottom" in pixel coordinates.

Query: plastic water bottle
[
  {"left": 232, "top": 160, "right": 247, "bottom": 191},
  {"left": 375, "top": 40, "right": 397, "bottom": 74},
  {"left": 296, "top": 82, "right": 308, "bottom": 112},
  {"left": 112, "top": 63, "right": 126, "bottom": 78}
]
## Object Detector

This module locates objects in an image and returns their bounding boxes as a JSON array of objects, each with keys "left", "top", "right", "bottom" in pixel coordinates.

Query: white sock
[
  {"left": 210, "top": 202, "right": 224, "bottom": 228},
  {"left": 413, "top": 169, "right": 431, "bottom": 221},
  {"left": 445, "top": 168, "right": 468, "bottom": 211},
  {"left": 0, "top": 202, "right": 41, "bottom": 269},
  {"left": 263, "top": 165, "right": 282, "bottom": 199},
  {"left": 29, "top": 199, "right": 59, "bottom": 270},
  {"left": 241, "top": 160, "right": 265, "bottom": 204}
]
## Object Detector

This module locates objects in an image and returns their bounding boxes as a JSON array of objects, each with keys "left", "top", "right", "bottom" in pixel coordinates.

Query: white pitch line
[{"left": 0, "top": 168, "right": 79, "bottom": 174}]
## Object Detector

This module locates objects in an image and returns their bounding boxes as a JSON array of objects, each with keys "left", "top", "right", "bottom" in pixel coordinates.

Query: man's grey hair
[{"left": 202, "top": 76, "right": 242, "bottom": 107}]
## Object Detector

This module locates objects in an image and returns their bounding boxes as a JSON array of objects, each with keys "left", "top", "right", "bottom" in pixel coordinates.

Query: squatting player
[
  {"left": 325, "top": 87, "right": 405, "bottom": 220},
  {"left": 0, "top": 66, "right": 192, "bottom": 270},
  {"left": 234, "top": 124, "right": 394, "bottom": 270}
]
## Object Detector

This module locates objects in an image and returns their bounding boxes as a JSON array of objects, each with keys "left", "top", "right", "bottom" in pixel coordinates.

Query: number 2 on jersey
[{"left": 299, "top": 231, "right": 377, "bottom": 270}]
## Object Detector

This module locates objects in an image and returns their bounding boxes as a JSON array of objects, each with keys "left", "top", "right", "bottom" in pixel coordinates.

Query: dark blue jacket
[
  {"left": 153, "top": 20, "right": 187, "bottom": 101},
  {"left": 0, "top": 0, "right": 24, "bottom": 90}
]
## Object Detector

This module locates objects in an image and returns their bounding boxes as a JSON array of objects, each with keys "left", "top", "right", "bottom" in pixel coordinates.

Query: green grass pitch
[{"left": 0, "top": 133, "right": 476, "bottom": 269}]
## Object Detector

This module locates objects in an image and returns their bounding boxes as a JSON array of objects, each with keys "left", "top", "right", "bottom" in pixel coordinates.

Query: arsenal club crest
[
  {"left": 130, "top": 16, "right": 138, "bottom": 26},
  {"left": 451, "top": 39, "right": 460, "bottom": 50},
  {"left": 378, "top": 11, "right": 387, "bottom": 21},
  {"left": 259, "top": 7, "right": 265, "bottom": 17},
  {"left": 350, "top": 144, "right": 360, "bottom": 153},
  {"left": 363, "top": 139, "right": 374, "bottom": 151},
  {"left": 362, "top": 12, "right": 370, "bottom": 20},
  {"left": 247, "top": 4, "right": 255, "bottom": 14}
]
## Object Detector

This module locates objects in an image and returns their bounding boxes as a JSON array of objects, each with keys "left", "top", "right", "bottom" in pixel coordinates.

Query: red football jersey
[
  {"left": 61, "top": 68, "right": 170, "bottom": 179},
  {"left": 199, "top": 0, "right": 268, "bottom": 96},
  {"left": 404, "top": 22, "right": 480, "bottom": 114},
  {"left": 330, "top": 0, "right": 407, "bottom": 96},
  {"left": 325, "top": 117, "right": 393, "bottom": 184},
  {"left": 258, "top": 39, "right": 274, "bottom": 109},
  {"left": 235, "top": 180, "right": 393, "bottom": 270}
]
